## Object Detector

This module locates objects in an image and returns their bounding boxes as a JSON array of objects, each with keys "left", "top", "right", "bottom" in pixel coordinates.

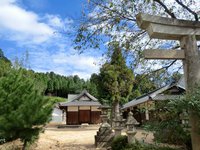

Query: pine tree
[{"left": 0, "top": 69, "right": 53, "bottom": 149}]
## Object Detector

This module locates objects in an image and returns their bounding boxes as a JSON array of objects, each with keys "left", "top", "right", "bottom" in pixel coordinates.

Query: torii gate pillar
[{"left": 136, "top": 13, "right": 200, "bottom": 150}]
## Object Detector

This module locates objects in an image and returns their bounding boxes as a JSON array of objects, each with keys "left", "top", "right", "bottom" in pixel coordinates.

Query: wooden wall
[{"left": 66, "top": 106, "right": 101, "bottom": 125}]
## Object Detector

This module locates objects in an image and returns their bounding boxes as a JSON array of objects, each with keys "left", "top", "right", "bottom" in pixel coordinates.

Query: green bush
[
  {"left": 124, "top": 141, "right": 180, "bottom": 150},
  {"left": 142, "top": 100, "right": 192, "bottom": 150},
  {"left": 111, "top": 135, "right": 181, "bottom": 150},
  {"left": 111, "top": 135, "right": 128, "bottom": 150}
]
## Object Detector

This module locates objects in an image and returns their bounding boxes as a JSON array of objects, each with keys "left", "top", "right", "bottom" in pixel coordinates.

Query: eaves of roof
[
  {"left": 59, "top": 101, "right": 101, "bottom": 107},
  {"left": 122, "top": 84, "right": 171, "bottom": 109}
]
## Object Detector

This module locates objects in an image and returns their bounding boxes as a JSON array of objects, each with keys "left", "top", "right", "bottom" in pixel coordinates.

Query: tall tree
[
  {"left": 99, "top": 42, "right": 134, "bottom": 117},
  {"left": 0, "top": 70, "right": 53, "bottom": 149}
]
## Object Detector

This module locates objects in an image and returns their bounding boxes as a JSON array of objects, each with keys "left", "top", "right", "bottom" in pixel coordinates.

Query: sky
[{"left": 0, "top": 0, "right": 103, "bottom": 79}]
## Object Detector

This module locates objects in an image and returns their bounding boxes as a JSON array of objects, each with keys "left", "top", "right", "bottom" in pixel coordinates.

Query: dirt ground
[
  {"left": 0, "top": 125, "right": 154, "bottom": 150},
  {"left": 34, "top": 127, "right": 98, "bottom": 150},
  {"left": 33, "top": 125, "right": 153, "bottom": 150}
]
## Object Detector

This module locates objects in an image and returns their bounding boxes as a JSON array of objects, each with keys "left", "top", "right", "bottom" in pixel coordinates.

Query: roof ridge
[{"left": 70, "top": 90, "right": 98, "bottom": 102}]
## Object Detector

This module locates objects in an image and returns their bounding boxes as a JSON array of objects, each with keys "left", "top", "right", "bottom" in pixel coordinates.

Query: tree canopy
[
  {"left": 92, "top": 42, "right": 134, "bottom": 117},
  {"left": 74, "top": 0, "right": 199, "bottom": 76}
]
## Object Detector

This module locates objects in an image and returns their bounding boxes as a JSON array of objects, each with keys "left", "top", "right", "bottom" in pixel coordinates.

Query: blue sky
[{"left": 0, "top": 0, "right": 103, "bottom": 79}]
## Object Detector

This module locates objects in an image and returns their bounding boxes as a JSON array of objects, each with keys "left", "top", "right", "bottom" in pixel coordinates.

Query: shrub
[
  {"left": 125, "top": 141, "right": 180, "bottom": 150},
  {"left": 111, "top": 135, "right": 128, "bottom": 150},
  {"left": 111, "top": 135, "right": 181, "bottom": 150},
  {"left": 142, "top": 99, "right": 192, "bottom": 150}
]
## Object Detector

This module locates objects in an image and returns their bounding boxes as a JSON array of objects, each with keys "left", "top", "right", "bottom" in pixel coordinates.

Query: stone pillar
[
  {"left": 95, "top": 105, "right": 114, "bottom": 148},
  {"left": 145, "top": 109, "right": 149, "bottom": 121},
  {"left": 126, "top": 112, "right": 139, "bottom": 144},
  {"left": 113, "top": 112, "right": 125, "bottom": 136},
  {"left": 180, "top": 35, "right": 200, "bottom": 150}
]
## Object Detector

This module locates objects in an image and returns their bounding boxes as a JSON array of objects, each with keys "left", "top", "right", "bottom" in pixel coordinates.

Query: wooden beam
[
  {"left": 143, "top": 49, "right": 185, "bottom": 59},
  {"left": 136, "top": 13, "right": 200, "bottom": 40}
]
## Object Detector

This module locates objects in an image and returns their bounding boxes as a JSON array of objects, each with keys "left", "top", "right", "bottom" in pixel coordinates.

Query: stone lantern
[
  {"left": 126, "top": 111, "right": 139, "bottom": 144},
  {"left": 95, "top": 105, "right": 114, "bottom": 148},
  {"left": 113, "top": 112, "right": 126, "bottom": 136},
  {"left": 99, "top": 105, "right": 111, "bottom": 128}
]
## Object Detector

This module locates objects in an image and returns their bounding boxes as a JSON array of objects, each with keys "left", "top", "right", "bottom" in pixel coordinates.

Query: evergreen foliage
[
  {"left": 0, "top": 70, "right": 53, "bottom": 149},
  {"left": 130, "top": 74, "right": 156, "bottom": 99},
  {"left": 97, "top": 42, "right": 134, "bottom": 116},
  {"left": 143, "top": 99, "right": 192, "bottom": 149}
]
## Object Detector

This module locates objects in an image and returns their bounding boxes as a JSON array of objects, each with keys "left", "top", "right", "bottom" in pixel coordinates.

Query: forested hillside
[
  {"left": 0, "top": 49, "right": 179, "bottom": 103},
  {"left": 0, "top": 49, "right": 98, "bottom": 99}
]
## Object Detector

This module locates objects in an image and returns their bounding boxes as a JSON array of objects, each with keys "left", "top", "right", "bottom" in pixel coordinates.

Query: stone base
[
  {"left": 95, "top": 127, "right": 114, "bottom": 148},
  {"left": 126, "top": 131, "right": 137, "bottom": 144},
  {"left": 114, "top": 128, "right": 123, "bottom": 137}
]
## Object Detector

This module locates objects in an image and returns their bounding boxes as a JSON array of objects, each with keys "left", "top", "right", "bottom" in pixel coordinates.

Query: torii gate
[{"left": 136, "top": 13, "right": 200, "bottom": 150}]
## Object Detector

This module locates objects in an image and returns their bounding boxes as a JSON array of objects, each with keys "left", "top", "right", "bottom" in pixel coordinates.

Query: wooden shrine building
[
  {"left": 59, "top": 90, "right": 101, "bottom": 125},
  {"left": 122, "top": 77, "right": 185, "bottom": 124}
]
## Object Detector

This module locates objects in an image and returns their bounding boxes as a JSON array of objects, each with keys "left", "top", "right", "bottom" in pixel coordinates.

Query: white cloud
[
  {"left": 1, "top": 0, "right": 102, "bottom": 79},
  {"left": 0, "top": 0, "right": 54, "bottom": 44},
  {"left": 29, "top": 48, "right": 101, "bottom": 80},
  {"left": 46, "top": 15, "right": 64, "bottom": 28}
]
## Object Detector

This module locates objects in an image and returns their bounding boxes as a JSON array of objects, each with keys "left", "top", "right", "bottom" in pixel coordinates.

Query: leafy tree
[
  {"left": 130, "top": 74, "right": 156, "bottom": 99},
  {"left": 0, "top": 70, "right": 53, "bottom": 149},
  {"left": 74, "top": 0, "right": 199, "bottom": 76},
  {"left": 99, "top": 42, "right": 134, "bottom": 117},
  {"left": 83, "top": 80, "right": 98, "bottom": 98}
]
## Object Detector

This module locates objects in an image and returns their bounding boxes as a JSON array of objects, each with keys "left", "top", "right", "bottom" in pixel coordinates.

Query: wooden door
[
  {"left": 67, "top": 112, "right": 78, "bottom": 125},
  {"left": 79, "top": 110, "right": 90, "bottom": 124}
]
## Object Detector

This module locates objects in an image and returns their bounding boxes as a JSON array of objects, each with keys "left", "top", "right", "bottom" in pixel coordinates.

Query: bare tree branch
[
  {"left": 175, "top": 0, "right": 199, "bottom": 21},
  {"left": 153, "top": 0, "right": 176, "bottom": 18},
  {"left": 151, "top": 60, "right": 177, "bottom": 73},
  {"left": 135, "top": 59, "right": 177, "bottom": 83}
]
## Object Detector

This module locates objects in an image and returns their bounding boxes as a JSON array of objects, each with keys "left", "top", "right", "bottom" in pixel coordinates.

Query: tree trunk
[
  {"left": 110, "top": 101, "right": 120, "bottom": 127},
  {"left": 22, "top": 140, "right": 27, "bottom": 150},
  {"left": 113, "top": 100, "right": 120, "bottom": 118},
  {"left": 181, "top": 35, "right": 200, "bottom": 150}
]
